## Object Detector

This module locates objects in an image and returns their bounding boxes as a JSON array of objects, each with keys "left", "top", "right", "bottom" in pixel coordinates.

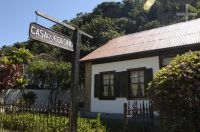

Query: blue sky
[{"left": 0, "top": 0, "right": 121, "bottom": 47}]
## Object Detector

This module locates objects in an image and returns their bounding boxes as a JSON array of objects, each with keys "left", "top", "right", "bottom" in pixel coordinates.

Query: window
[
  {"left": 160, "top": 55, "right": 175, "bottom": 68},
  {"left": 102, "top": 73, "right": 114, "bottom": 97},
  {"left": 129, "top": 70, "right": 145, "bottom": 98},
  {"left": 94, "top": 71, "right": 116, "bottom": 100},
  {"left": 94, "top": 68, "right": 153, "bottom": 99}
]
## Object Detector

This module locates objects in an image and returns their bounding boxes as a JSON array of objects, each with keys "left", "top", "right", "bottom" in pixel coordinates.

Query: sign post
[
  {"left": 69, "top": 28, "right": 81, "bottom": 132},
  {"left": 29, "top": 23, "right": 73, "bottom": 51},
  {"left": 35, "top": 10, "right": 93, "bottom": 38},
  {"left": 31, "top": 11, "right": 92, "bottom": 132}
]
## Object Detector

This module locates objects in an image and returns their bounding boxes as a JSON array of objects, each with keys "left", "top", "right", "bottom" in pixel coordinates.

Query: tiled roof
[{"left": 81, "top": 19, "right": 200, "bottom": 61}]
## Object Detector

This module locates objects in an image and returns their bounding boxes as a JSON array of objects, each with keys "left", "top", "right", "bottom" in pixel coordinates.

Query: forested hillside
[{"left": 2, "top": 0, "right": 200, "bottom": 60}]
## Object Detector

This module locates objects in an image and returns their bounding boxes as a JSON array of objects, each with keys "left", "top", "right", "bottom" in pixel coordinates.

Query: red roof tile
[{"left": 81, "top": 19, "right": 200, "bottom": 61}]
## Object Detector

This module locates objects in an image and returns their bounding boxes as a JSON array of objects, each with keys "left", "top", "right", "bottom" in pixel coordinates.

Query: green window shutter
[
  {"left": 94, "top": 74, "right": 101, "bottom": 98},
  {"left": 114, "top": 72, "right": 120, "bottom": 97},
  {"left": 120, "top": 71, "right": 129, "bottom": 97},
  {"left": 144, "top": 68, "right": 153, "bottom": 91}
]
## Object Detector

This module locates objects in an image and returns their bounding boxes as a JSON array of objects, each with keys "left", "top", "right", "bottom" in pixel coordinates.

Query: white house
[{"left": 81, "top": 19, "right": 200, "bottom": 114}]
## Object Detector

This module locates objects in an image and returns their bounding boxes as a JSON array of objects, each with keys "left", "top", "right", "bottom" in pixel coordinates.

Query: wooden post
[
  {"left": 69, "top": 28, "right": 81, "bottom": 132},
  {"left": 124, "top": 103, "right": 128, "bottom": 132},
  {"left": 34, "top": 11, "right": 92, "bottom": 132}
]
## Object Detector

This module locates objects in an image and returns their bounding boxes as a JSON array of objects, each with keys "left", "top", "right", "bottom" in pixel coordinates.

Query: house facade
[{"left": 81, "top": 19, "right": 200, "bottom": 114}]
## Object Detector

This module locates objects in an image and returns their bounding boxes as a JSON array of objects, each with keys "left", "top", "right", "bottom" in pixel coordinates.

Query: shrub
[
  {"left": 21, "top": 91, "right": 37, "bottom": 105},
  {"left": 0, "top": 112, "right": 107, "bottom": 132},
  {"left": 147, "top": 51, "right": 200, "bottom": 132}
]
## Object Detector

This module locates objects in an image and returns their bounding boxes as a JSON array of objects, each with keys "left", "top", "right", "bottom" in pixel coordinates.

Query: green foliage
[
  {"left": 1, "top": 56, "right": 12, "bottom": 65},
  {"left": 83, "top": 16, "right": 124, "bottom": 47},
  {"left": 140, "top": 20, "right": 160, "bottom": 30},
  {"left": 27, "top": 58, "right": 71, "bottom": 89},
  {"left": 0, "top": 112, "right": 107, "bottom": 132},
  {"left": 1, "top": 47, "right": 33, "bottom": 64},
  {"left": 12, "top": 47, "right": 33, "bottom": 64},
  {"left": 26, "top": 40, "right": 55, "bottom": 55},
  {"left": 0, "top": 48, "right": 33, "bottom": 89},
  {"left": 78, "top": 113, "right": 106, "bottom": 132},
  {"left": 115, "top": 18, "right": 137, "bottom": 34},
  {"left": 93, "top": 2, "right": 123, "bottom": 18},
  {"left": 147, "top": 51, "right": 200, "bottom": 132},
  {"left": 16, "top": 76, "right": 29, "bottom": 90},
  {"left": 1, "top": 45, "right": 18, "bottom": 56},
  {"left": 21, "top": 91, "right": 37, "bottom": 105}
]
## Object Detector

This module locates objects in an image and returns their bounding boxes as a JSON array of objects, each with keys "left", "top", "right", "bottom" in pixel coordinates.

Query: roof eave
[{"left": 80, "top": 43, "right": 200, "bottom": 64}]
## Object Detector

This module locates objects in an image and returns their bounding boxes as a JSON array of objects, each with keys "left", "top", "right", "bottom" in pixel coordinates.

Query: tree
[
  {"left": 27, "top": 58, "right": 71, "bottom": 106},
  {"left": 82, "top": 16, "right": 124, "bottom": 48},
  {"left": 140, "top": 20, "right": 160, "bottom": 30},
  {"left": 115, "top": 18, "right": 137, "bottom": 34},
  {"left": 0, "top": 47, "right": 33, "bottom": 90},
  {"left": 26, "top": 40, "right": 55, "bottom": 55},
  {"left": 93, "top": 2, "right": 123, "bottom": 18},
  {"left": 147, "top": 51, "right": 200, "bottom": 132}
]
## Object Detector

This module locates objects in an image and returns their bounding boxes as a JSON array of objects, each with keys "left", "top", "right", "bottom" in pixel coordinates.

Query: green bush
[
  {"left": 21, "top": 91, "right": 37, "bottom": 105},
  {"left": 0, "top": 112, "right": 107, "bottom": 132},
  {"left": 147, "top": 51, "right": 200, "bottom": 132}
]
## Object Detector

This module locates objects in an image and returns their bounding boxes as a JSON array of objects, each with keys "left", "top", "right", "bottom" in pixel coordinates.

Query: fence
[
  {"left": 0, "top": 102, "right": 70, "bottom": 131},
  {"left": 123, "top": 101, "right": 160, "bottom": 132}
]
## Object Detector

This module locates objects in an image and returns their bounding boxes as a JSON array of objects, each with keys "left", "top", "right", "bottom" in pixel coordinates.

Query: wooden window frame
[
  {"left": 99, "top": 71, "right": 116, "bottom": 100},
  {"left": 94, "top": 68, "right": 153, "bottom": 100},
  {"left": 159, "top": 55, "right": 176, "bottom": 68},
  {"left": 127, "top": 67, "right": 146, "bottom": 99}
]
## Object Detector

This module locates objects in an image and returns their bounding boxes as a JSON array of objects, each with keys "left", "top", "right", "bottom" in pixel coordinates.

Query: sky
[{"left": 0, "top": 0, "right": 121, "bottom": 47}]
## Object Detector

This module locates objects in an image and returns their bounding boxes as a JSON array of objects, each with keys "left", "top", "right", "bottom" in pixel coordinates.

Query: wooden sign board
[{"left": 29, "top": 22, "right": 73, "bottom": 51}]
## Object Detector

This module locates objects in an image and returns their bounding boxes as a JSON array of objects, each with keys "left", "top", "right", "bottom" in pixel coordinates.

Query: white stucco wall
[
  {"left": 2, "top": 89, "right": 70, "bottom": 106},
  {"left": 91, "top": 56, "right": 160, "bottom": 113}
]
